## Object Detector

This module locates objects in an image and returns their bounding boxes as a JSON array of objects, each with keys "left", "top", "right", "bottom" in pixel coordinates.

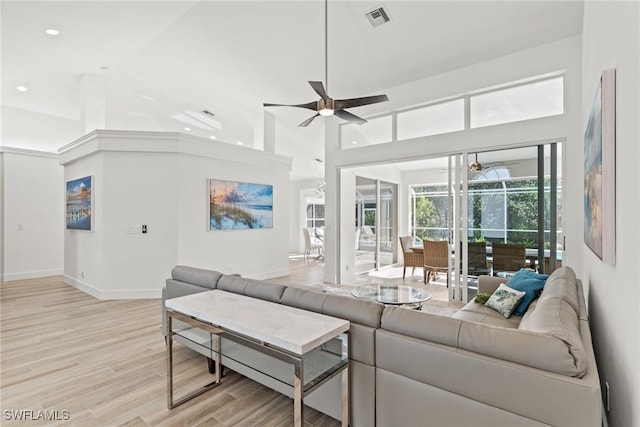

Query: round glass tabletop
[{"left": 351, "top": 284, "right": 432, "bottom": 305}]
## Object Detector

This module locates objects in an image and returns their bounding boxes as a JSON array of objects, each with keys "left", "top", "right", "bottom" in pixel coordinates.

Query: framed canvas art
[
  {"left": 584, "top": 69, "right": 615, "bottom": 265},
  {"left": 66, "top": 175, "right": 93, "bottom": 231},
  {"left": 209, "top": 179, "right": 273, "bottom": 230}
]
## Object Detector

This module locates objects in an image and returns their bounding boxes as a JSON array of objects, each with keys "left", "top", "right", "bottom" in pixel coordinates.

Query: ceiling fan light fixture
[
  {"left": 468, "top": 160, "right": 482, "bottom": 171},
  {"left": 319, "top": 108, "right": 334, "bottom": 116},
  {"left": 468, "top": 153, "right": 482, "bottom": 171}
]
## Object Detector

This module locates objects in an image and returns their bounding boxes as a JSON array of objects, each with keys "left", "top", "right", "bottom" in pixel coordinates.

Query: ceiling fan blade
[
  {"left": 334, "top": 94, "right": 389, "bottom": 110},
  {"left": 263, "top": 101, "right": 318, "bottom": 111},
  {"left": 299, "top": 113, "right": 320, "bottom": 127},
  {"left": 334, "top": 109, "right": 367, "bottom": 125},
  {"left": 308, "top": 81, "right": 328, "bottom": 100}
]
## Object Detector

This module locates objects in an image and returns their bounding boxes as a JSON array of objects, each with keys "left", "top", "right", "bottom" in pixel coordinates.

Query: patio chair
[
  {"left": 423, "top": 240, "right": 450, "bottom": 287},
  {"left": 492, "top": 242, "right": 527, "bottom": 275},
  {"left": 467, "top": 241, "right": 490, "bottom": 277},
  {"left": 399, "top": 236, "right": 423, "bottom": 279}
]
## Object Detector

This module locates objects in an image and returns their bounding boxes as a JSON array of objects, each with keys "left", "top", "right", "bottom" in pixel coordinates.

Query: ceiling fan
[
  {"left": 263, "top": 0, "right": 389, "bottom": 127},
  {"left": 467, "top": 153, "right": 520, "bottom": 172}
]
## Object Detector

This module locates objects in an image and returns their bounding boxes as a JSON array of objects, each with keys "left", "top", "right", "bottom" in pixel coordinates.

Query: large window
[
  {"left": 410, "top": 185, "right": 450, "bottom": 241},
  {"left": 306, "top": 203, "right": 325, "bottom": 231},
  {"left": 410, "top": 178, "right": 562, "bottom": 249},
  {"left": 470, "top": 77, "right": 564, "bottom": 128},
  {"left": 339, "top": 75, "right": 564, "bottom": 149},
  {"left": 397, "top": 99, "right": 464, "bottom": 140}
]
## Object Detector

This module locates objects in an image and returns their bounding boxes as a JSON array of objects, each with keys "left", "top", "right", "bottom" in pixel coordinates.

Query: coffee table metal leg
[
  {"left": 294, "top": 360, "right": 304, "bottom": 427},
  {"left": 166, "top": 312, "right": 221, "bottom": 409},
  {"left": 341, "top": 366, "right": 349, "bottom": 427}
]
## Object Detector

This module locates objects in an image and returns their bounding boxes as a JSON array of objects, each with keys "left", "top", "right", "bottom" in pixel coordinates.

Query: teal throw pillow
[
  {"left": 507, "top": 268, "right": 548, "bottom": 316},
  {"left": 485, "top": 283, "right": 526, "bottom": 318}
]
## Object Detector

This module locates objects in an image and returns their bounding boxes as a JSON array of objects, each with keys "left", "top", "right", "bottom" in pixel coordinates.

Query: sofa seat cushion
[
  {"left": 453, "top": 301, "right": 521, "bottom": 328},
  {"left": 518, "top": 297, "right": 587, "bottom": 377}
]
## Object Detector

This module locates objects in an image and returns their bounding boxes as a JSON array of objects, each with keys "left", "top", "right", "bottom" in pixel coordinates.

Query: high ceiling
[{"left": 1, "top": 1, "right": 584, "bottom": 179}]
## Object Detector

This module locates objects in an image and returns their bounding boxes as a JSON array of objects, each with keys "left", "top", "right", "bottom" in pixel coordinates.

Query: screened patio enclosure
[{"left": 410, "top": 144, "right": 562, "bottom": 302}]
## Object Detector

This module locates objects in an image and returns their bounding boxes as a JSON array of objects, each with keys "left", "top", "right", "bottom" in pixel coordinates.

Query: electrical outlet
[{"left": 605, "top": 381, "right": 610, "bottom": 411}]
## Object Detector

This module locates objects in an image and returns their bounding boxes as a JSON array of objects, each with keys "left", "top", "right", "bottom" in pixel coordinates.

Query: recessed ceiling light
[
  {"left": 16, "top": 86, "right": 28, "bottom": 92},
  {"left": 184, "top": 127, "right": 191, "bottom": 131},
  {"left": 45, "top": 29, "right": 60, "bottom": 36},
  {"left": 236, "top": 141, "right": 243, "bottom": 145},
  {"left": 209, "top": 136, "right": 216, "bottom": 140},
  {"left": 351, "top": 140, "right": 358, "bottom": 145}
]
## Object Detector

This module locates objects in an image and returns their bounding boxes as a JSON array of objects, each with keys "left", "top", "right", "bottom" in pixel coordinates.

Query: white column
[
  {"left": 80, "top": 73, "right": 106, "bottom": 134},
  {"left": 263, "top": 111, "right": 276, "bottom": 153},
  {"left": 323, "top": 117, "right": 341, "bottom": 283}
]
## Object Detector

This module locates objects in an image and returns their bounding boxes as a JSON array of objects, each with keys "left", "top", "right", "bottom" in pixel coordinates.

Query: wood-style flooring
[
  {"left": 0, "top": 275, "right": 341, "bottom": 426},
  {"left": 0, "top": 258, "right": 455, "bottom": 426}
]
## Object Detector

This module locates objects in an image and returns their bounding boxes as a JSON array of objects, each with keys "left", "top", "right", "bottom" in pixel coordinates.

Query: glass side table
[{"left": 352, "top": 284, "right": 432, "bottom": 308}]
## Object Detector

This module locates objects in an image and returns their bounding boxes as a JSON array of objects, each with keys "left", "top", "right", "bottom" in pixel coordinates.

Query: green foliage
[
  {"left": 412, "top": 178, "right": 562, "bottom": 249},
  {"left": 210, "top": 203, "right": 255, "bottom": 228}
]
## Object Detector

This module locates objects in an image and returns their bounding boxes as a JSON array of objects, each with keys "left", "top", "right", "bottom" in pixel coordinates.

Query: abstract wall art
[
  {"left": 209, "top": 179, "right": 273, "bottom": 230},
  {"left": 584, "top": 68, "right": 615, "bottom": 265}
]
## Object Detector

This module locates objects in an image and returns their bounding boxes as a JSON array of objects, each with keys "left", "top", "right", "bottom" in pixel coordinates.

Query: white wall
[
  {"left": 60, "top": 131, "right": 292, "bottom": 298},
  {"left": 581, "top": 3, "right": 640, "bottom": 427},
  {"left": 0, "top": 149, "right": 64, "bottom": 281},
  {"left": 176, "top": 152, "right": 290, "bottom": 279},
  {"left": 325, "top": 36, "right": 582, "bottom": 284}
]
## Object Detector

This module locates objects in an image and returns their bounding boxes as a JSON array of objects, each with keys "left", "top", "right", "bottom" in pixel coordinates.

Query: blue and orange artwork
[
  {"left": 66, "top": 176, "right": 92, "bottom": 230},
  {"left": 209, "top": 179, "right": 273, "bottom": 230}
]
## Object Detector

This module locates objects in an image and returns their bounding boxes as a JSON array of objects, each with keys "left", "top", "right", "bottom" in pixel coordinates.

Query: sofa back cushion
[
  {"left": 382, "top": 306, "right": 461, "bottom": 347},
  {"left": 171, "top": 265, "right": 223, "bottom": 289},
  {"left": 217, "top": 275, "right": 285, "bottom": 303},
  {"left": 537, "top": 266, "right": 580, "bottom": 315},
  {"left": 518, "top": 297, "right": 587, "bottom": 377}
]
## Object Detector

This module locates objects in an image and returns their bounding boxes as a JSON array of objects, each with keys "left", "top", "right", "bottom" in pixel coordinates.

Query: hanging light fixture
[{"left": 468, "top": 153, "right": 482, "bottom": 171}]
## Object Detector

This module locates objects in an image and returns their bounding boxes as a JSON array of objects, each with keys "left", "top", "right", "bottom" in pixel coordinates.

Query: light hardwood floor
[
  {"left": 0, "top": 259, "right": 456, "bottom": 426},
  {"left": 0, "top": 275, "right": 340, "bottom": 426}
]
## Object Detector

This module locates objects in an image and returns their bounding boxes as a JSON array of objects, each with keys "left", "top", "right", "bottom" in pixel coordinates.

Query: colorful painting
[
  {"left": 584, "top": 69, "right": 615, "bottom": 265},
  {"left": 209, "top": 179, "right": 273, "bottom": 230},
  {"left": 66, "top": 176, "right": 93, "bottom": 230}
]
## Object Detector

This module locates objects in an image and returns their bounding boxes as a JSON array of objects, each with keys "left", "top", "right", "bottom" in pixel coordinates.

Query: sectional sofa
[{"left": 162, "top": 265, "right": 601, "bottom": 426}]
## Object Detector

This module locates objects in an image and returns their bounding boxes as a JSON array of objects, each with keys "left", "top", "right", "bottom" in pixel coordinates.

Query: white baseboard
[
  {"left": 1, "top": 268, "right": 64, "bottom": 282},
  {"left": 63, "top": 275, "right": 161, "bottom": 299}
]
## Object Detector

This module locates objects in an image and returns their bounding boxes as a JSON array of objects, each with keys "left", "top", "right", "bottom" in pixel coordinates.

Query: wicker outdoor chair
[
  {"left": 467, "top": 241, "right": 490, "bottom": 277},
  {"left": 423, "top": 240, "right": 450, "bottom": 287},
  {"left": 399, "top": 236, "right": 423, "bottom": 279},
  {"left": 491, "top": 242, "right": 527, "bottom": 275}
]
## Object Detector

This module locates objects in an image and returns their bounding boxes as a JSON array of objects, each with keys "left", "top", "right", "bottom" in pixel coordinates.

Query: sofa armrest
[
  {"left": 477, "top": 275, "right": 505, "bottom": 294},
  {"left": 161, "top": 279, "right": 213, "bottom": 335}
]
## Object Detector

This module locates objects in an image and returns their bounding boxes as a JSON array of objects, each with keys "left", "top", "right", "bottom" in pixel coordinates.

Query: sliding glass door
[
  {"left": 355, "top": 177, "right": 397, "bottom": 273},
  {"left": 411, "top": 143, "right": 562, "bottom": 302}
]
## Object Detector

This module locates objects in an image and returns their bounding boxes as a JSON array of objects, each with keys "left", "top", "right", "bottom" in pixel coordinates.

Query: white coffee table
[{"left": 165, "top": 290, "right": 350, "bottom": 427}]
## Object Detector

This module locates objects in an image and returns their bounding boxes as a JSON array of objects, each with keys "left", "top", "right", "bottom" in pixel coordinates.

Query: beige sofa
[{"left": 162, "top": 266, "right": 602, "bottom": 426}]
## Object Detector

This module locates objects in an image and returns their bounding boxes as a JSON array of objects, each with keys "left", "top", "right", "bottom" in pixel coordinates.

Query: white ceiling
[{"left": 1, "top": 1, "right": 584, "bottom": 180}]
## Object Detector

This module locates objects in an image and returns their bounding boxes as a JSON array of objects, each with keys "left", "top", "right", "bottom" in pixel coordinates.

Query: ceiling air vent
[{"left": 365, "top": 6, "right": 390, "bottom": 27}]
